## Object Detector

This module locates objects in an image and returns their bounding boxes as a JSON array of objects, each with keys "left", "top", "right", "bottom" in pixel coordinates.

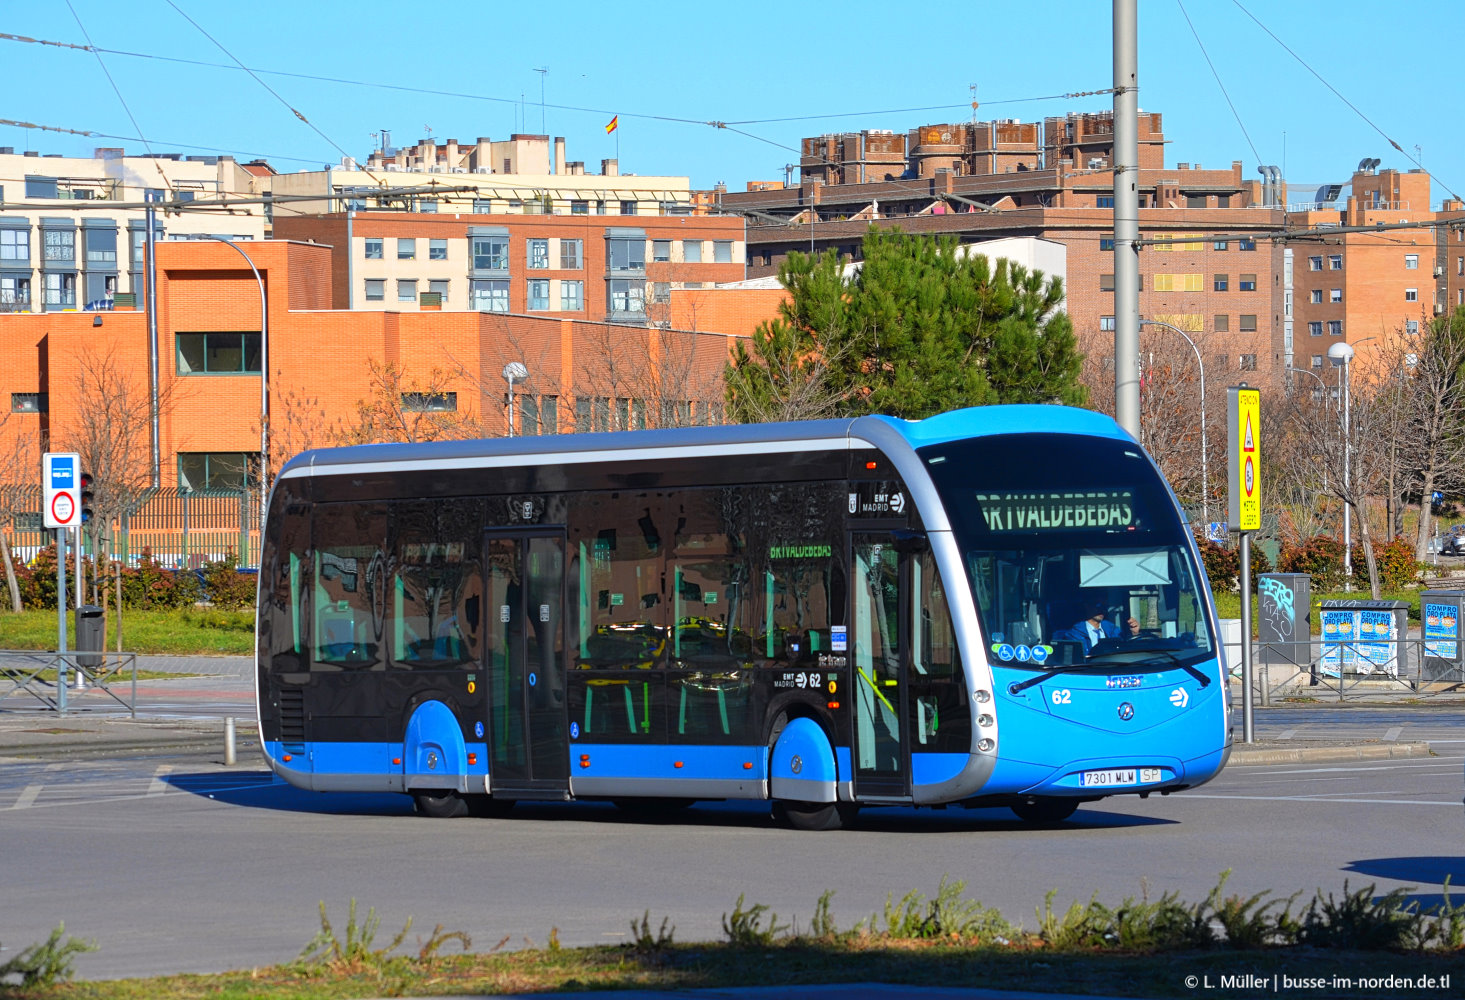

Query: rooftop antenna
[
  {"left": 970, "top": 83, "right": 979, "bottom": 124},
  {"left": 533, "top": 67, "right": 548, "bottom": 133}
]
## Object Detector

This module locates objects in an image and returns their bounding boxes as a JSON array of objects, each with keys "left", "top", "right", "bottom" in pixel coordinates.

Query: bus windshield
[{"left": 920, "top": 433, "right": 1213, "bottom": 670}]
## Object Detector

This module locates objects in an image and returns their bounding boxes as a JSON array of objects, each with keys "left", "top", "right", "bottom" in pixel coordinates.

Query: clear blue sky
[{"left": 4, "top": 1, "right": 1460, "bottom": 206}]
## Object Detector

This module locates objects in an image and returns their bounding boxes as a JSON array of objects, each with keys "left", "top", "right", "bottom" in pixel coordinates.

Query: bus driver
[{"left": 1056, "top": 600, "right": 1140, "bottom": 655}]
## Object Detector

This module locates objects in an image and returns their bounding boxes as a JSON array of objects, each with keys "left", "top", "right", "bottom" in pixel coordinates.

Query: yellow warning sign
[{"left": 1228, "top": 387, "right": 1261, "bottom": 531}]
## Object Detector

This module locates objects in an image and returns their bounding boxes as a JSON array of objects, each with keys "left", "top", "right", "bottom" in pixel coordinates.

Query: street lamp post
[
  {"left": 198, "top": 238, "right": 268, "bottom": 532},
  {"left": 1327, "top": 341, "right": 1356, "bottom": 587},
  {"left": 1140, "top": 319, "right": 1208, "bottom": 526},
  {"left": 502, "top": 362, "right": 529, "bottom": 437}
]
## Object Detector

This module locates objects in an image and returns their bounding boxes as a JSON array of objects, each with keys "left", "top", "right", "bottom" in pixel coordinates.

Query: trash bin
[
  {"left": 1421, "top": 590, "right": 1465, "bottom": 683},
  {"left": 75, "top": 604, "right": 104, "bottom": 669}
]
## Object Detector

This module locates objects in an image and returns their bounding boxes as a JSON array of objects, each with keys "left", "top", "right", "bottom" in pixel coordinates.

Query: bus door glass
[
  {"left": 484, "top": 531, "right": 569, "bottom": 787},
  {"left": 852, "top": 534, "right": 909, "bottom": 796}
]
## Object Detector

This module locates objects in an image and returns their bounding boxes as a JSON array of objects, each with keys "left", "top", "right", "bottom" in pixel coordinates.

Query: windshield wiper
[{"left": 1007, "top": 663, "right": 1101, "bottom": 694}]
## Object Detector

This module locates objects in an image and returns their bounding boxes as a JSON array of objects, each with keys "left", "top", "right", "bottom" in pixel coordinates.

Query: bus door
[
  {"left": 483, "top": 530, "right": 569, "bottom": 794},
  {"left": 851, "top": 533, "right": 910, "bottom": 799}
]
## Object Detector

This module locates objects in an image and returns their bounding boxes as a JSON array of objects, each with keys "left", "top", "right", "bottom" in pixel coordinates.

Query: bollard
[{"left": 224, "top": 716, "right": 237, "bottom": 766}]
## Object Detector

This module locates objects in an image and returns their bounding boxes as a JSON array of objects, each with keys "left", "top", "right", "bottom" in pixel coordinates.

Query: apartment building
[
  {"left": 273, "top": 211, "right": 746, "bottom": 322},
  {"left": 721, "top": 110, "right": 1284, "bottom": 377},
  {"left": 0, "top": 147, "right": 265, "bottom": 312}
]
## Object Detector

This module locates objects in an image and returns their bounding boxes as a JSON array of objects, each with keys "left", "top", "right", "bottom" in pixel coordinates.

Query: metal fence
[
  {"left": 1230, "top": 637, "right": 1465, "bottom": 703},
  {"left": 0, "top": 485, "right": 259, "bottom": 571}
]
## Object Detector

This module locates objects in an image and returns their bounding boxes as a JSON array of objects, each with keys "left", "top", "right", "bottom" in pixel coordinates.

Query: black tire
[
  {"left": 773, "top": 799, "right": 859, "bottom": 831},
  {"left": 413, "top": 789, "right": 469, "bottom": 818},
  {"left": 1011, "top": 797, "right": 1079, "bottom": 824},
  {"left": 466, "top": 794, "right": 516, "bottom": 818}
]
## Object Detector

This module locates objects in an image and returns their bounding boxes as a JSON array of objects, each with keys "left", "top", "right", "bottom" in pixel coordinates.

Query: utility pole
[
  {"left": 146, "top": 202, "right": 160, "bottom": 487},
  {"left": 1113, "top": 0, "right": 1141, "bottom": 437},
  {"left": 534, "top": 68, "right": 548, "bottom": 135}
]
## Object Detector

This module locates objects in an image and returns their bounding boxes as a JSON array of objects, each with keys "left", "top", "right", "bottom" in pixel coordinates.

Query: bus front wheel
[
  {"left": 413, "top": 789, "right": 469, "bottom": 818},
  {"left": 773, "top": 799, "right": 859, "bottom": 831},
  {"left": 1011, "top": 797, "right": 1079, "bottom": 824}
]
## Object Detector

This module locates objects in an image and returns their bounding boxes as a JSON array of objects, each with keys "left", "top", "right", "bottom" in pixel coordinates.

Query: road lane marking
[
  {"left": 1185, "top": 793, "right": 1459, "bottom": 807},
  {"left": 1384, "top": 726, "right": 1403, "bottom": 741},
  {"left": 1275, "top": 729, "right": 1297, "bottom": 740},
  {"left": 11, "top": 785, "right": 41, "bottom": 809},
  {"left": 147, "top": 765, "right": 174, "bottom": 796}
]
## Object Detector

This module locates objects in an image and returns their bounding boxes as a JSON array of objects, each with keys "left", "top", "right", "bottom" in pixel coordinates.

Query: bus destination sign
[{"left": 974, "top": 490, "right": 1135, "bottom": 533}]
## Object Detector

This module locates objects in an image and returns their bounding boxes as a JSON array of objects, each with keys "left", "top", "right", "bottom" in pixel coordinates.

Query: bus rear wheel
[
  {"left": 773, "top": 799, "right": 859, "bottom": 831},
  {"left": 413, "top": 789, "right": 469, "bottom": 818},
  {"left": 1011, "top": 797, "right": 1079, "bottom": 824}
]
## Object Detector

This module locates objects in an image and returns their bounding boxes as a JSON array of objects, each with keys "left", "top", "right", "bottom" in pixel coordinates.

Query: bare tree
[
  {"left": 0, "top": 408, "right": 40, "bottom": 611},
  {"left": 1390, "top": 311, "right": 1465, "bottom": 560},
  {"left": 336, "top": 359, "right": 484, "bottom": 445}
]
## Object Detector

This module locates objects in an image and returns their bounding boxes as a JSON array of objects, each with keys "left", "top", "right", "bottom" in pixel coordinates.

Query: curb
[{"left": 1227, "top": 741, "right": 1433, "bottom": 765}]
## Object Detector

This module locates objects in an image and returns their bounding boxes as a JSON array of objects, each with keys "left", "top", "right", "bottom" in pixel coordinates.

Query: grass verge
[{"left": 0, "top": 609, "right": 253, "bottom": 657}]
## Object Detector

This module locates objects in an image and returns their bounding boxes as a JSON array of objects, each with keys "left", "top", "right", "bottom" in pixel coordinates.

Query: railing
[
  {"left": 0, "top": 485, "right": 259, "bottom": 570},
  {"left": 1230, "top": 638, "right": 1463, "bottom": 703},
  {"left": 0, "top": 650, "right": 138, "bottom": 715}
]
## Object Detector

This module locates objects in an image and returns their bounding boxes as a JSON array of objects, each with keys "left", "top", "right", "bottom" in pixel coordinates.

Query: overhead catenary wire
[{"left": 1174, "top": 0, "right": 1263, "bottom": 169}]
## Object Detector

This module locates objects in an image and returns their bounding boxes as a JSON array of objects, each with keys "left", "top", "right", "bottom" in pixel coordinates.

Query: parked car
[{"left": 1441, "top": 527, "right": 1465, "bottom": 557}]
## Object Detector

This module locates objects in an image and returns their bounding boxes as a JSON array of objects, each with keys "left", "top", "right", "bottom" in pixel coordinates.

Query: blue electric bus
[{"left": 255, "top": 405, "right": 1230, "bottom": 829}]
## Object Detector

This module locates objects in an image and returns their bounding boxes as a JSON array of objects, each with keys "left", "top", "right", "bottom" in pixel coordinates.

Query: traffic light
[{"left": 79, "top": 472, "right": 94, "bottom": 524}]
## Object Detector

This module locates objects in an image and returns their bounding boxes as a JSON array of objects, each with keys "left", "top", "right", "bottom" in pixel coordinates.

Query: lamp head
[
  {"left": 1326, "top": 342, "right": 1355, "bottom": 362},
  {"left": 501, "top": 362, "right": 529, "bottom": 383}
]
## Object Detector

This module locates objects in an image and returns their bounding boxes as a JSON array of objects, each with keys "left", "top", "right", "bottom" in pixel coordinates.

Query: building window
[
  {"left": 559, "top": 238, "right": 583, "bottom": 269},
  {"left": 471, "top": 199, "right": 494, "bottom": 213},
  {"left": 429, "top": 279, "right": 449, "bottom": 301},
  {"left": 0, "top": 275, "right": 31, "bottom": 311},
  {"left": 1308, "top": 255, "right": 1322, "bottom": 270},
  {"left": 1100, "top": 238, "right": 1115, "bottom": 251},
  {"left": 527, "top": 238, "right": 549, "bottom": 270},
  {"left": 472, "top": 236, "right": 509, "bottom": 270},
  {"left": 84, "top": 228, "right": 117, "bottom": 265},
  {"left": 1096, "top": 195, "right": 1115, "bottom": 208},
  {"left": 607, "top": 238, "right": 645, "bottom": 272},
  {"left": 419, "top": 199, "right": 437, "bottom": 214},
  {"left": 1100, "top": 273, "right": 1115, "bottom": 291},
  {"left": 713, "top": 241, "right": 733, "bottom": 264},
  {"left": 1309, "top": 289, "right": 1322, "bottom": 304},
  {"left": 571, "top": 200, "right": 589, "bottom": 215},
  {"left": 1330, "top": 288, "right": 1342, "bottom": 303},
  {"left": 429, "top": 238, "right": 447, "bottom": 261},
  {"left": 1214, "top": 240, "right": 1229, "bottom": 252},
  {"left": 560, "top": 279, "right": 583, "bottom": 311},
  {"left": 43, "top": 230, "right": 75, "bottom": 263},
  {"left": 1311, "top": 355, "right": 1323, "bottom": 369},
  {"left": 506, "top": 199, "right": 523, "bottom": 214},
  {"left": 364, "top": 278, "right": 385, "bottom": 301},
  {"left": 1100, "top": 315, "right": 1116, "bottom": 331},
  {"left": 1308, "top": 320, "right": 1323, "bottom": 336},
  {"left": 0, "top": 229, "right": 29, "bottom": 262},
  {"left": 520, "top": 394, "right": 558, "bottom": 436},
  {"left": 653, "top": 240, "right": 671, "bottom": 263},
  {"left": 11, "top": 392, "right": 46, "bottom": 413},
  {"left": 527, "top": 279, "right": 550, "bottom": 310},
  {"left": 42, "top": 273, "right": 76, "bottom": 308},
  {"left": 1209, "top": 314, "right": 1226, "bottom": 332},
  {"left": 1239, "top": 354, "right": 1257, "bottom": 371},
  {"left": 1238, "top": 273, "right": 1256, "bottom": 292},
  {"left": 364, "top": 238, "right": 383, "bottom": 260},
  {"left": 1406, "top": 319, "right": 1420, "bottom": 335},
  {"left": 650, "top": 281, "right": 671, "bottom": 303},
  {"left": 401, "top": 392, "right": 457, "bottom": 412},
  {"left": 619, "top": 200, "right": 637, "bottom": 215},
  {"left": 397, "top": 238, "right": 416, "bottom": 260},
  {"left": 178, "top": 452, "right": 252, "bottom": 491},
  {"left": 1405, "top": 287, "right": 1418, "bottom": 302},
  {"left": 397, "top": 279, "right": 417, "bottom": 303},
  {"left": 471, "top": 279, "right": 509, "bottom": 312},
  {"left": 1458, "top": 256, "right": 1464, "bottom": 276},
  {"left": 1328, "top": 320, "right": 1343, "bottom": 336},
  {"left": 1213, "top": 274, "right": 1228, "bottom": 292},
  {"left": 1405, "top": 254, "right": 1418, "bottom": 270},
  {"left": 1187, "top": 195, "right": 1207, "bottom": 209},
  {"left": 1239, "top": 238, "right": 1256, "bottom": 251},
  {"left": 1239, "top": 314, "right": 1257, "bottom": 332},
  {"left": 683, "top": 240, "right": 703, "bottom": 263},
  {"left": 1328, "top": 254, "right": 1343, "bottom": 269},
  {"left": 176, "top": 332, "right": 262, "bottom": 374},
  {"left": 608, "top": 278, "right": 645, "bottom": 314}
]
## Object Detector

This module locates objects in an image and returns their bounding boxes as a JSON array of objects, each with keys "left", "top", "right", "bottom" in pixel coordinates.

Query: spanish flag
[{"left": 605, "top": 115, "right": 619, "bottom": 134}]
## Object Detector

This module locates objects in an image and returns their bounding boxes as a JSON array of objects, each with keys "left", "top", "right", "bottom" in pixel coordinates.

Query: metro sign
[{"left": 43, "top": 452, "right": 81, "bottom": 528}]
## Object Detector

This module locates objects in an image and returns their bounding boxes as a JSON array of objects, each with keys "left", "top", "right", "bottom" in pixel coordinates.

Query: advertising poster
[
  {"left": 1356, "top": 609, "right": 1397, "bottom": 675},
  {"left": 1424, "top": 603, "right": 1459, "bottom": 660},
  {"left": 1318, "top": 609, "right": 1356, "bottom": 678}
]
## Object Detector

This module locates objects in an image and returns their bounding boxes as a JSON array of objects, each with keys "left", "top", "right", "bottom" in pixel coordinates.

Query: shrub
[
  {"left": 199, "top": 553, "right": 257, "bottom": 610},
  {"left": 1198, "top": 540, "right": 1239, "bottom": 593},
  {"left": 0, "top": 922, "right": 96, "bottom": 989},
  {"left": 1279, "top": 536, "right": 1345, "bottom": 592},
  {"left": 1368, "top": 537, "right": 1422, "bottom": 590}
]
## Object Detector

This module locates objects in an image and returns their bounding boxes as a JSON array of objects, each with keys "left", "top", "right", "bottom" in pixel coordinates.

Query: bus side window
[
  {"left": 390, "top": 499, "right": 480, "bottom": 668},
  {"left": 908, "top": 550, "right": 969, "bottom": 753},
  {"left": 266, "top": 502, "right": 310, "bottom": 671},
  {"left": 312, "top": 503, "right": 387, "bottom": 670}
]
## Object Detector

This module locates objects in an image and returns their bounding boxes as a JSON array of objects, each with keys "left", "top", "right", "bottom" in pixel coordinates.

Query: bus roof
[{"left": 276, "top": 404, "right": 1130, "bottom": 481}]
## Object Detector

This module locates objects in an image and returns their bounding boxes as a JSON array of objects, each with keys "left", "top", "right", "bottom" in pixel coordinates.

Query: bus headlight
[
  {"left": 977, "top": 714, "right": 993, "bottom": 728},
  {"left": 977, "top": 738, "right": 995, "bottom": 753},
  {"left": 974, "top": 689, "right": 991, "bottom": 704}
]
